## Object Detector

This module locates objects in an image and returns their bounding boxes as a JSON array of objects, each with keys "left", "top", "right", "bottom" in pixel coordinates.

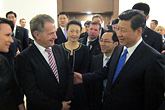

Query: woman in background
[
  {"left": 155, "top": 26, "right": 165, "bottom": 54},
  {"left": 61, "top": 20, "right": 90, "bottom": 110}
]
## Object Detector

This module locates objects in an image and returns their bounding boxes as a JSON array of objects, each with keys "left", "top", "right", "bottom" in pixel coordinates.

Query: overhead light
[{"left": 87, "top": 11, "right": 92, "bottom": 14}]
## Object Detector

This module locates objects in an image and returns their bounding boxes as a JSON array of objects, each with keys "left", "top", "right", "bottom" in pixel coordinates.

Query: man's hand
[
  {"left": 74, "top": 72, "right": 83, "bottom": 84},
  {"left": 16, "top": 48, "right": 20, "bottom": 56},
  {"left": 62, "top": 101, "right": 71, "bottom": 110},
  {"left": 18, "top": 103, "right": 25, "bottom": 110}
]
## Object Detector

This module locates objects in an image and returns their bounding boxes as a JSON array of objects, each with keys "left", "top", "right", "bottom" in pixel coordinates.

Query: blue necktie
[{"left": 113, "top": 49, "right": 128, "bottom": 83}]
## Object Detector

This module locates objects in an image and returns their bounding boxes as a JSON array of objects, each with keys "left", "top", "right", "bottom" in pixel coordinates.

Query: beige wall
[
  {"left": 57, "top": 0, "right": 119, "bottom": 29},
  {"left": 62, "top": 0, "right": 114, "bottom": 13}
]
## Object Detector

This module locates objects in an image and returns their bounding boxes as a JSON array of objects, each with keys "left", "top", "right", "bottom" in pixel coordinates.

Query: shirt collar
[
  {"left": 34, "top": 41, "right": 51, "bottom": 53},
  {"left": 103, "top": 53, "right": 110, "bottom": 60},
  {"left": 124, "top": 37, "right": 142, "bottom": 56},
  {"left": 60, "top": 26, "right": 65, "bottom": 30}
]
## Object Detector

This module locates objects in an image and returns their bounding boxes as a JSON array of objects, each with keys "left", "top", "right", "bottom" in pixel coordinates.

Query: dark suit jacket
[
  {"left": 90, "top": 53, "right": 104, "bottom": 110},
  {"left": 142, "top": 26, "right": 162, "bottom": 52},
  {"left": 55, "top": 27, "right": 67, "bottom": 44},
  {"left": 100, "top": 28, "right": 106, "bottom": 38},
  {"left": 0, "top": 54, "right": 23, "bottom": 110},
  {"left": 159, "top": 101, "right": 165, "bottom": 110},
  {"left": 80, "top": 31, "right": 88, "bottom": 39},
  {"left": 79, "top": 35, "right": 101, "bottom": 60},
  {"left": 15, "top": 26, "right": 29, "bottom": 51},
  {"left": 16, "top": 44, "right": 73, "bottom": 110},
  {"left": 83, "top": 41, "right": 165, "bottom": 110}
]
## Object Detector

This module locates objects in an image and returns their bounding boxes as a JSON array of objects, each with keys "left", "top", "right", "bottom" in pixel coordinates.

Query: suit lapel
[
  {"left": 106, "top": 45, "right": 123, "bottom": 90},
  {"left": 52, "top": 46, "right": 61, "bottom": 82},
  {"left": 59, "top": 27, "right": 67, "bottom": 40},
  {"left": 15, "top": 26, "right": 20, "bottom": 39},
  {"left": 97, "top": 53, "right": 104, "bottom": 67},
  {"left": 31, "top": 44, "right": 59, "bottom": 82},
  {"left": 82, "top": 35, "right": 88, "bottom": 44},
  {"left": 112, "top": 41, "right": 145, "bottom": 87}
]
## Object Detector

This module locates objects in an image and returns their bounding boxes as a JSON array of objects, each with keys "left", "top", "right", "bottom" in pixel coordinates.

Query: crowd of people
[{"left": 0, "top": 2, "right": 164, "bottom": 110}]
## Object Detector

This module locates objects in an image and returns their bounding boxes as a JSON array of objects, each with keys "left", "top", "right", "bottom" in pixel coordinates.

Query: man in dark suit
[
  {"left": 150, "top": 19, "right": 158, "bottom": 30},
  {"left": 6, "top": 11, "right": 29, "bottom": 51},
  {"left": 16, "top": 14, "right": 73, "bottom": 110},
  {"left": 92, "top": 14, "right": 106, "bottom": 38},
  {"left": 74, "top": 9, "right": 165, "bottom": 110},
  {"left": 79, "top": 20, "right": 91, "bottom": 38},
  {"left": 55, "top": 12, "right": 69, "bottom": 44},
  {"left": 90, "top": 30, "right": 119, "bottom": 110},
  {"left": 132, "top": 2, "right": 162, "bottom": 53},
  {"left": 79, "top": 21, "right": 101, "bottom": 60}
]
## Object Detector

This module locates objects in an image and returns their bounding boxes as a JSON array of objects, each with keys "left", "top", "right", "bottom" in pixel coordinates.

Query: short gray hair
[{"left": 30, "top": 14, "right": 54, "bottom": 39}]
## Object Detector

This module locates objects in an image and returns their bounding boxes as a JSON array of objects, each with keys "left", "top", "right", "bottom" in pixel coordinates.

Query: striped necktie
[{"left": 45, "top": 48, "right": 59, "bottom": 82}]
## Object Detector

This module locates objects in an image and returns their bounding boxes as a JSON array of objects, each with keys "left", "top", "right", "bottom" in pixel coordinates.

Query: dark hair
[
  {"left": 112, "top": 19, "right": 119, "bottom": 25},
  {"left": 0, "top": 17, "right": 14, "bottom": 31},
  {"left": 19, "top": 18, "right": 25, "bottom": 23},
  {"left": 119, "top": 9, "right": 146, "bottom": 32},
  {"left": 84, "top": 20, "right": 91, "bottom": 26},
  {"left": 151, "top": 20, "right": 158, "bottom": 25},
  {"left": 66, "top": 20, "right": 82, "bottom": 31},
  {"left": 132, "top": 2, "right": 150, "bottom": 16},
  {"left": 6, "top": 11, "right": 17, "bottom": 18},
  {"left": 89, "top": 21, "right": 101, "bottom": 30},
  {"left": 58, "top": 12, "right": 68, "bottom": 18},
  {"left": 105, "top": 30, "right": 119, "bottom": 42}
]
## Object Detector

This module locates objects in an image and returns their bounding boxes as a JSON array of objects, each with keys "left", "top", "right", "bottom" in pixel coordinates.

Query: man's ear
[
  {"left": 33, "top": 31, "right": 40, "bottom": 40},
  {"left": 136, "top": 27, "right": 143, "bottom": 37},
  {"left": 114, "top": 41, "right": 119, "bottom": 47},
  {"left": 146, "top": 15, "right": 149, "bottom": 21}
]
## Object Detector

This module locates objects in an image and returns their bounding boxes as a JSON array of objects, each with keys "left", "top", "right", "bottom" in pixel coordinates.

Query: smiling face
[
  {"left": 35, "top": 22, "right": 57, "bottom": 48},
  {"left": 67, "top": 24, "right": 81, "bottom": 42},
  {"left": 0, "top": 24, "right": 14, "bottom": 52},
  {"left": 116, "top": 20, "right": 142, "bottom": 48},
  {"left": 100, "top": 32, "right": 117, "bottom": 54},
  {"left": 155, "top": 26, "right": 165, "bottom": 37}
]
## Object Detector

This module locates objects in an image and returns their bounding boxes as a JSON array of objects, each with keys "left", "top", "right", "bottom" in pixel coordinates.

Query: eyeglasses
[{"left": 99, "top": 39, "right": 114, "bottom": 43}]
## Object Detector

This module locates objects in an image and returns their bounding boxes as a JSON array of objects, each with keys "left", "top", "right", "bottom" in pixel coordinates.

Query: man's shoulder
[
  {"left": 16, "top": 26, "right": 28, "bottom": 31},
  {"left": 93, "top": 53, "right": 103, "bottom": 59},
  {"left": 52, "top": 44, "right": 63, "bottom": 52},
  {"left": 57, "top": 27, "right": 62, "bottom": 32},
  {"left": 144, "top": 27, "right": 161, "bottom": 38}
]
